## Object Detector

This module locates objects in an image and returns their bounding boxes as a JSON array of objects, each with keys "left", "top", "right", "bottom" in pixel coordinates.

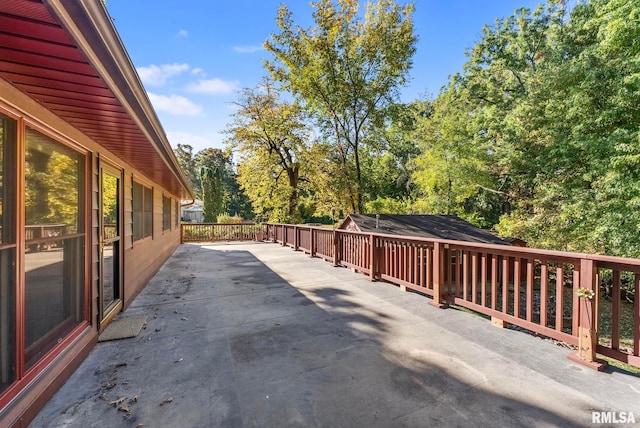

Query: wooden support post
[
  {"left": 567, "top": 258, "right": 607, "bottom": 370},
  {"left": 310, "top": 228, "right": 315, "bottom": 258},
  {"left": 429, "top": 242, "right": 447, "bottom": 308},
  {"left": 491, "top": 316, "right": 507, "bottom": 328},
  {"left": 369, "top": 234, "right": 377, "bottom": 281},
  {"left": 333, "top": 230, "right": 340, "bottom": 267},
  {"left": 294, "top": 226, "right": 299, "bottom": 251}
]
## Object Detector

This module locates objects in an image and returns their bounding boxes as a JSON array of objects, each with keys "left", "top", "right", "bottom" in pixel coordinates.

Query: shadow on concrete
[{"left": 31, "top": 243, "right": 616, "bottom": 427}]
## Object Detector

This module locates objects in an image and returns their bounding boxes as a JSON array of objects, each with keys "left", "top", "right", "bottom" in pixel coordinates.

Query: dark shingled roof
[{"left": 342, "top": 214, "right": 510, "bottom": 245}]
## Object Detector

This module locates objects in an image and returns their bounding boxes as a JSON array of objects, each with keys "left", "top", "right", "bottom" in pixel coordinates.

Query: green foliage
[
  {"left": 407, "top": 0, "right": 640, "bottom": 257},
  {"left": 173, "top": 144, "right": 253, "bottom": 221},
  {"left": 364, "top": 197, "right": 412, "bottom": 214},
  {"left": 174, "top": 144, "right": 201, "bottom": 196},
  {"left": 25, "top": 143, "right": 80, "bottom": 230},
  {"left": 264, "top": 0, "right": 417, "bottom": 213},
  {"left": 212, "top": 0, "right": 640, "bottom": 261},
  {"left": 216, "top": 214, "right": 244, "bottom": 224},
  {"left": 225, "top": 78, "right": 310, "bottom": 223},
  {"left": 197, "top": 148, "right": 227, "bottom": 222}
]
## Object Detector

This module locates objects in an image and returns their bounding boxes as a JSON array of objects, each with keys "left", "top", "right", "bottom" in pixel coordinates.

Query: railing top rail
[
  {"left": 183, "top": 222, "right": 258, "bottom": 226},
  {"left": 264, "top": 222, "right": 640, "bottom": 270}
]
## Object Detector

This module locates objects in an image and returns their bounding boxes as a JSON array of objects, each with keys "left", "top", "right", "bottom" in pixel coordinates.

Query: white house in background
[{"left": 181, "top": 200, "right": 205, "bottom": 223}]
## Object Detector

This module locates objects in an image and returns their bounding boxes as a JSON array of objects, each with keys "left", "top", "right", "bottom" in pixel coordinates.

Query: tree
[
  {"left": 196, "top": 148, "right": 227, "bottom": 222},
  {"left": 413, "top": 2, "right": 570, "bottom": 233},
  {"left": 174, "top": 144, "right": 253, "bottom": 220},
  {"left": 363, "top": 100, "right": 423, "bottom": 207},
  {"left": 414, "top": 0, "right": 640, "bottom": 257},
  {"left": 223, "top": 162, "right": 254, "bottom": 220},
  {"left": 411, "top": 87, "right": 498, "bottom": 226},
  {"left": 495, "top": 0, "right": 640, "bottom": 256},
  {"left": 225, "top": 78, "right": 310, "bottom": 223},
  {"left": 264, "top": 0, "right": 417, "bottom": 213},
  {"left": 174, "top": 143, "right": 201, "bottom": 196}
]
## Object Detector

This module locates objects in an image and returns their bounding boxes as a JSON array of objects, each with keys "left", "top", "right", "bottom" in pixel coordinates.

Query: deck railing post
[
  {"left": 369, "top": 233, "right": 377, "bottom": 281},
  {"left": 429, "top": 242, "right": 447, "bottom": 308},
  {"left": 568, "top": 258, "right": 607, "bottom": 370},
  {"left": 294, "top": 225, "right": 299, "bottom": 251},
  {"left": 310, "top": 228, "right": 316, "bottom": 258},
  {"left": 333, "top": 230, "right": 340, "bottom": 267}
]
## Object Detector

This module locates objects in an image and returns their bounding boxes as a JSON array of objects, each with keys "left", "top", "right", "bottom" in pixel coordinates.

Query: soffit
[{"left": 0, "top": 0, "right": 193, "bottom": 199}]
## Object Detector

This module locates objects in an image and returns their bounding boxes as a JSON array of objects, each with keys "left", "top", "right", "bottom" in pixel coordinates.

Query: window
[
  {"left": 24, "top": 127, "right": 85, "bottom": 369},
  {"left": 175, "top": 200, "right": 179, "bottom": 229},
  {"left": 162, "top": 195, "right": 171, "bottom": 231},
  {"left": 132, "top": 181, "right": 153, "bottom": 241}
]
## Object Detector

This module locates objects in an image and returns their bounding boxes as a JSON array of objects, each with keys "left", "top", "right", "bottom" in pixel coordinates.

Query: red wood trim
[
  {"left": 634, "top": 274, "right": 640, "bottom": 357},
  {"left": 540, "top": 262, "right": 549, "bottom": 328},
  {"left": 514, "top": 258, "right": 521, "bottom": 319},
  {"left": 454, "top": 298, "right": 578, "bottom": 346},
  {"left": 526, "top": 259, "right": 534, "bottom": 322},
  {"left": 556, "top": 265, "right": 564, "bottom": 331},
  {"left": 611, "top": 270, "right": 621, "bottom": 350},
  {"left": 502, "top": 257, "right": 509, "bottom": 314}
]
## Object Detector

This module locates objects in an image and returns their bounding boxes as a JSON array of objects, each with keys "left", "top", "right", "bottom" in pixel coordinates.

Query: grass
[{"left": 598, "top": 355, "right": 640, "bottom": 376}]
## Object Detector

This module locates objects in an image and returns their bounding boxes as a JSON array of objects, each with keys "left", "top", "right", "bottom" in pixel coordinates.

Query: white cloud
[
  {"left": 191, "top": 68, "right": 204, "bottom": 76},
  {"left": 186, "top": 78, "right": 239, "bottom": 95},
  {"left": 233, "top": 45, "right": 263, "bottom": 53},
  {"left": 137, "top": 63, "right": 189, "bottom": 87},
  {"left": 178, "top": 29, "right": 188, "bottom": 38},
  {"left": 148, "top": 92, "right": 203, "bottom": 116}
]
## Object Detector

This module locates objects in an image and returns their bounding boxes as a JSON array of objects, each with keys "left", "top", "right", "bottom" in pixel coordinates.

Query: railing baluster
[
  {"left": 540, "top": 262, "right": 549, "bottom": 328},
  {"left": 481, "top": 253, "right": 487, "bottom": 307},
  {"left": 472, "top": 252, "right": 478, "bottom": 304},
  {"left": 556, "top": 265, "right": 564, "bottom": 332},
  {"left": 514, "top": 258, "right": 521, "bottom": 319},
  {"left": 573, "top": 267, "right": 580, "bottom": 335},
  {"left": 526, "top": 258, "right": 534, "bottom": 322},
  {"left": 491, "top": 255, "right": 498, "bottom": 310},
  {"left": 462, "top": 251, "right": 469, "bottom": 301},
  {"left": 502, "top": 256, "right": 509, "bottom": 314},
  {"left": 634, "top": 274, "right": 640, "bottom": 358},
  {"left": 612, "top": 269, "right": 621, "bottom": 350}
]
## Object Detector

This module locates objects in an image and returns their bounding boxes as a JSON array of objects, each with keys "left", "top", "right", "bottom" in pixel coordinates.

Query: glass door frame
[{"left": 98, "top": 160, "right": 123, "bottom": 330}]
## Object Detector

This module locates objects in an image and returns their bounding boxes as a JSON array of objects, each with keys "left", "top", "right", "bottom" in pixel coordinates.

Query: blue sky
[{"left": 106, "top": 1, "right": 543, "bottom": 153}]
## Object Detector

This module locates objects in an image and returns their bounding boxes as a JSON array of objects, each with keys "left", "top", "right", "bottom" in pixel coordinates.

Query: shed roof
[
  {"left": 0, "top": 0, "right": 193, "bottom": 200},
  {"left": 340, "top": 214, "right": 510, "bottom": 245}
]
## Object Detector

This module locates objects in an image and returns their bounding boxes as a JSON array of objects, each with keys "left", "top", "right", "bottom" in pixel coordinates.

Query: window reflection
[
  {"left": 24, "top": 128, "right": 84, "bottom": 369},
  {"left": 101, "top": 171, "right": 119, "bottom": 313}
]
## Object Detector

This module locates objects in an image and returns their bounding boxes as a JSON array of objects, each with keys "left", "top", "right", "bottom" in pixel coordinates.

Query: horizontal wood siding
[{"left": 0, "top": 77, "right": 187, "bottom": 425}]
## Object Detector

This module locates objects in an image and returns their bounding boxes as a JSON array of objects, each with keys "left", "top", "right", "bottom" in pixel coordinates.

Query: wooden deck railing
[
  {"left": 181, "top": 223, "right": 265, "bottom": 243},
  {"left": 265, "top": 223, "right": 640, "bottom": 370}
]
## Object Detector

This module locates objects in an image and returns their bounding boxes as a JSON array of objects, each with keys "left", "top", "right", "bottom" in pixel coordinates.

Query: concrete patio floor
[{"left": 32, "top": 242, "right": 640, "bottom": 427}]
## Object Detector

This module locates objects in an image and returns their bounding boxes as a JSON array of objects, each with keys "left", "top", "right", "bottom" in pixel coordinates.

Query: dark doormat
[{"left": 98, "top": 315, "right": 147, "bottom": 342}]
